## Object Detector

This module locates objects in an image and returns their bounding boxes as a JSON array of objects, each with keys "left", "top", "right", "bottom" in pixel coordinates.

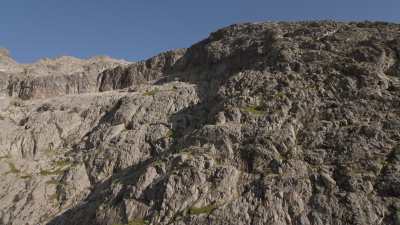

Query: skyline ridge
[{"left": 1, "top": 0, "right": 399, "bottom": 63}]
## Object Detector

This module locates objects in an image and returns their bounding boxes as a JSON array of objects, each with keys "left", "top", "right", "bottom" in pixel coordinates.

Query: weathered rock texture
[
  {"left": 0, "top": 53, "right": 130, "bottom": 99},
  {"left": 1, "top": 21, "right": 400, "bottom": 225}
]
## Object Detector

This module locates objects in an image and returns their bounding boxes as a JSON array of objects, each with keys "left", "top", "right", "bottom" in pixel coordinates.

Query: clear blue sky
[{"left": 1, "top": 0, "right": 399, "bottom": 63}]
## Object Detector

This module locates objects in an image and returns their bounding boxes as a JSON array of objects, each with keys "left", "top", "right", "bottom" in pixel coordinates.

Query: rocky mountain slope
[
  {"left": 0, "top": 50, "right": 130, "bottom": 99},
  {"left": 0, "top": 21, "right": 400, "bottom": 225}
]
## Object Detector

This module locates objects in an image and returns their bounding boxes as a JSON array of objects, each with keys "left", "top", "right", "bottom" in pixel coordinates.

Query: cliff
[{"left": 0, "top": 21, "right": 400, "bottom": 225}]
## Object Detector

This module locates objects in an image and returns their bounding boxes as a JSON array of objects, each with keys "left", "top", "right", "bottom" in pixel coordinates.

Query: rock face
[
  {"left": 0, "top": 55, "right": 130, "bottom": 99},
  {"left": 0, "top": 21, "right": 400, "bottom": 225},
  {"left": 97, "top": 49, "right": 186, "bottom": 92}
]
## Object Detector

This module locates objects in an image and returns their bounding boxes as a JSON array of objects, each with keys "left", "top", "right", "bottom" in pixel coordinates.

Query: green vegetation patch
[
  {"left": 214, "top": 156, "right": 224, "bottom": 165},
  {"left": 395, "top": 209, "right": 400, "bottom": 225},
  {"left": 45, "top": 148, "right": 59, "bottom": 157},
  {"left": 10, "top": 99, "right": 24, "bottom": 107},
  {"left": 6, "top": 162, "right": 20, "bottom": 174},
  {"left": 153, "top": 159, "right": 164, "bottom": 168},
  {"left": 52, "top": 159, "right": 73, "bottom": 168},
  {"left": 39, "top": 168, "right": 67, "bottom": 176},
  {"left": 188, "top": 204, "right": 218, "bottom": 215},
  {"left": 390, "top": 145, "right": 400, "bottom": 162},
  {"left": 166, "top": 130, "right": 176, "bottom": 138},
  {"left": 113, "top": 219, "right": 149, "bottom": 225},
  {"left": 40, "top": 159, "right": 73, "bottom": 176},
  {"left": 275, "top": 91, "right": 286, "bottom": 98},
  {"left": 127, "top": 219, "right": 150, "bottom": 225},
  {"left": 19, "top": 174, "right": 32, "bottom": 179},
  {"left": 243, "top": 105, "right": 265, "bottom": 115},
  {"left": 143, "top": 88, "right": 160, "bottom": 96},
  {"left": 0, "top": 154, "right": 10, "bottom": 160}
]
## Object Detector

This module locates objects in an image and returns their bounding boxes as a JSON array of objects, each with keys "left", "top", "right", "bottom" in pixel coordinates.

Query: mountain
[{"left": 0, "top": 21, "right": 400, "bottom": 225}]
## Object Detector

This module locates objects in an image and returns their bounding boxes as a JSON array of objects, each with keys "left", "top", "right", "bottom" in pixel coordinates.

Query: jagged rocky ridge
[{"left": 0, "top": 21, "right": 400, "bottom": 225}]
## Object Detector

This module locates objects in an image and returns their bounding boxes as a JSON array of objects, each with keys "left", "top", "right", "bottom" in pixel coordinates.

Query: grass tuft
[
  {"left": 10, "top": 99, "right": 24, "bottom": 107},
  {"left": 243, "top": 105, "right": 265, "bottom": 115},
  {"left": 0, "top": 154, "right": 10, "bottom": 160},
  {"left": 127, "top": 219, "right": 150, "bottom": 225},
  {"left": 52, "top": 159, "right": 73, "bottom": 168},
  {"left": 39, "top": 168, "right": 67, "bottom": 176},
  {"left": 19, "top": 174, "right": 32, "bottom": 179},
  {"left": 113, "top": 219, "right": 149, "bottom": 225},
  {"left": 143, "top": 88, "right": 160, "bottom": 96},
  {"left": 395, "top": 209, "right": 400, "bottom": 225},
  {"left": 166, "top": 130, "right": 176, "bottom": 138},
  {"left": 153, "top": 159, "right": 164, "bottom": 168},
  {"left": 6, "top": 162, "right": 20, "bottom": 174},
  {"left": 188, "top": 204, "right": 218, "bottom": 215},
  {"left": 275, "top": 91, "right": 286, "bottom": 98}
]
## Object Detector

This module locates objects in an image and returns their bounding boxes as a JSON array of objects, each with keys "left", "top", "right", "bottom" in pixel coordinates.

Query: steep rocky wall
[
  {"left": 0, "top": 55, "right": 130, "bottom": 99},
  {"left": 97, "top": 48, "right": 186, "bottom": 92},
  {"left": 0, "top": 49, "right": 188, "bottom": 100},
  {"left": 0, "top": 21, "right": 400, "bottom": 225}
]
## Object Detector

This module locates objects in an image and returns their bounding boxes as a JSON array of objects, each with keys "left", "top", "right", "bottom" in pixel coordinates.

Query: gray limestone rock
[{"left": 1, "top": 21, "right": 400, "bottom": 225}]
